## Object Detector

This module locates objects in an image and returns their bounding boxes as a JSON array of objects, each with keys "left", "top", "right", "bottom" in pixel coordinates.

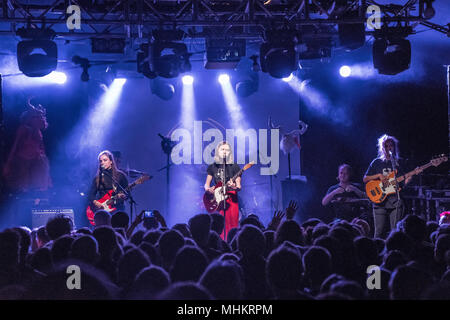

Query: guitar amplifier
[{"left": 31, "top": 208, "right": 75, "bottom": 229}]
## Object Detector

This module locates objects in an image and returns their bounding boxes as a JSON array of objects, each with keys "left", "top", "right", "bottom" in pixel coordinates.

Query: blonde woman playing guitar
[
  {"left": 204, "top": 141, "right": 242, "bottom": 241},
  {"left": 363, "top": 135, "right": 412, "bottom": 239}
]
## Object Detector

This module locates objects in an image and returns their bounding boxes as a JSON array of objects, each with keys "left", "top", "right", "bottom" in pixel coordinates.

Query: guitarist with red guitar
[
  {"left": 204, "top": 142, "right": 242, "bottom": 241},
  {"left": 87, "top": 150, "right": 129, "bottom": 225}
]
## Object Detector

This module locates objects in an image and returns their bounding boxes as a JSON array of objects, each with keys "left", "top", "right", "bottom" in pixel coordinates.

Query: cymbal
[{"left": 122, "top": 168, "right": 148, "bottom": 177}]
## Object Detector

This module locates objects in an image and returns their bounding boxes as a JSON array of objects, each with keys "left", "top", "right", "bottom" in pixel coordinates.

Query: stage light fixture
[
  {"left": 16, "top": 27, "right": 57, "bottom": 77},
  {"left": 250, "top": 55, "right": 260, "bottom": 72},
  {"left": 182, "top": 75, "right": 194, "bottom": 85},
  {"left": 260, "top": 31, "right": 298, "bottom": 79},
  {"left": 137, "top": 40, "right": 191, "bottom": 79},
  {"left": 91, "top": 38, "right": 126, "bottom": 54},
  {"left": 46, "top": 71, "right": 67, "bottom": 84},
  {"left": 339, "top": 65, "right": 351, "bottom": 77},
  {"left": 282, "top": 73, "right": 294, "bottom": 82},
  {"left": 205, "top": 38, "right": 246, "bottom": 69},
  {"left": 236, "top": 70, "right": 259, "bottom": 98},
  {"left": 102, "top": 66, "right": 117, "bottom": 86},
  {"left": 114, "top": 78, "right": 127, "bottom": 86},
  {"left": 372, "top": 38, "right": 411, "bottom": 75},
  {"left": 218, "top": 74, "right": 230, "bottom": 84},
  {"left": 296, "top": 38, "right": 332, "bottom": 60},
  {"left": 422, "top": 0, "right": 435, "bottom": 19},
  {"left": 137, "top": 43, "right": 157, "bottom": 79},
  {"left": 150, "top": 78, "right": 175, "bottom": 101},
  {"left": 236, "top": 79, "right": 258, "bottom": 98},
  {"left": 72, "top": 55, "right": 91, "bottom": 82}
]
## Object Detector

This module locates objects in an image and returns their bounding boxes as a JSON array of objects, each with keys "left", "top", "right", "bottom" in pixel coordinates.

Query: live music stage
[{"left": 0, "top": 0, "right": 449, "bottom": 302}]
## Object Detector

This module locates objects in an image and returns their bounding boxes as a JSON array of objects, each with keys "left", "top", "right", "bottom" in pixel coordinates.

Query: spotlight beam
[
  {"left": 285, "top": 74, "right": 351, "bottom": 126},
  {"left": 218, "top": 73, "right": 248, "bottom": 131},
  {"left": 78, "top": 79, "right": 127, "bottom": 151},
  {"left": 181, "top": 75, "right": 196, "bottom": 131}
]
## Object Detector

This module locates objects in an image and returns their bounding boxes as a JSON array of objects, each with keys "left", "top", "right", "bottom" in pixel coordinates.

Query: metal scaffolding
[{"left": 0, "top": 0, "right": 447, "bottom": 40}]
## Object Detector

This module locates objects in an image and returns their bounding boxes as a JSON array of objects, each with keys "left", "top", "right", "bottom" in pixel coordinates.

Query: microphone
[{"left": 389, "top": 151, "right": 398, "bottom": 167}]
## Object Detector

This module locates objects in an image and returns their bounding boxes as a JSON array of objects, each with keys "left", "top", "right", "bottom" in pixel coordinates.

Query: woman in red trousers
[{"left": 204, "top": 141, "right": 241, "bottom": 241}]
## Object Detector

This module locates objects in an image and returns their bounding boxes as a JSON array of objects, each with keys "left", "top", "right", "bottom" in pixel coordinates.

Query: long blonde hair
[
  {"left": 214, "top": 141, "right": 234, "bottom": 164},
  {"left": 377, "top": 134, "right": 399, "bottom": 161}
]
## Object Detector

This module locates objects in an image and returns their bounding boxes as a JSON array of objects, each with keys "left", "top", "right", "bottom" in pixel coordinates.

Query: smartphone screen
[{"left": 144, "top": 210, "right": 154, "bottom": 218}]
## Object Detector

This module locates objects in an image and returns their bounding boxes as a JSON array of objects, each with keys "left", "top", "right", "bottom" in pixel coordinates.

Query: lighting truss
[{"left": 0, "top": 0, "right": 447, "bottom": 41}]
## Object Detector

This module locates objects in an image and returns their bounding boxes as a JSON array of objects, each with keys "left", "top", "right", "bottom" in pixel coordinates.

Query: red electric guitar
[
  {"left": 86, "top": 174, "right": 150, "bottom": 225},
  {"left": 203, "top": 162, "right": 255, "bottom": 213}
]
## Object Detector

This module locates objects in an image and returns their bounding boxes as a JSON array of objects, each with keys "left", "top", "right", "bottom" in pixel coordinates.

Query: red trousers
[{"left": 217, "top": 190, "right": 239, "bottom": 241}]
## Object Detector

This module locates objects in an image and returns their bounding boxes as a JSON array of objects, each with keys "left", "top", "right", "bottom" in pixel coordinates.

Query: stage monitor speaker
[
  {"left": 281, "top": 176, "right": 313, "bottom": 223},
  {"left": 31, "top": 208, "right": 75, "bottom": 229}
]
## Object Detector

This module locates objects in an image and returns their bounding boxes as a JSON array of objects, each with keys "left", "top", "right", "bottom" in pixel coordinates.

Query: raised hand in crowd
[
  {"left": 285, "top": 200, "right": 298, "bottom": 220},
  {"left": 126, "top": 210, "right": 145, "bottom": 238},
  {"left": 268, "top": 210, "right": 285, "bottom": 231},
  {"left": 153, "top": 210, "right": 167, "bottom": 228}
]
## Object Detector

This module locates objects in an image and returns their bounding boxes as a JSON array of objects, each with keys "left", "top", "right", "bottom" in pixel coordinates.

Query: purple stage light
[
  {"left": 182, "top": 75, "right": 194, "bottom": 85},
  {"left": 218, "top": 74, "right": 230, "bottom": 84},
  {"left": 282, "top": 73, "right": 293, "bottom": 82},
  {"left": 45, "top": 71, "right": 67, "bottom": 84},
  {"left": 113, "top": 78, "right": 127, "bottom": 85},
  {"left": 339, "top": 66, "right": 352, "bottom": 78}
]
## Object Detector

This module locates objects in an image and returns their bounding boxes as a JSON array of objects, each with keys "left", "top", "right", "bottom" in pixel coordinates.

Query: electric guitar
[
  {"left": 86, "top": 174, "right": 151, "bottom": 225},
  {"left": 203, "top": 162, "right": 255, "bottom": 213},
  {"left": 365, "top": 155, "right": 448, "bottom": 204}
]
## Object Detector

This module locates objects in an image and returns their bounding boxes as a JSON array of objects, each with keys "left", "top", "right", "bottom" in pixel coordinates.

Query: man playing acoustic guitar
[{"left": 363, "top": 134, "right": 412, "bottom": 238}]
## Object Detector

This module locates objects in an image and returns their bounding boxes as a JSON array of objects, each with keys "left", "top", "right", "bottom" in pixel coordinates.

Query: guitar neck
[
  {"left": 397, "top": 162, "right": 432, "bottom": 182},
  {"left": 126, "top": 176, "right": 148, "bottom": 190},
  {"left": 223, "top": 163, "right": 254, "bottom": 185},
  {"left": 229, "top": 169, "right": 244, "bottom": 182}
]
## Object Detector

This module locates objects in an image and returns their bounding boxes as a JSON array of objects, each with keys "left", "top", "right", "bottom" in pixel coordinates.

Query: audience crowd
[{"left": 0, "top": 201, "right": 450, "bottom": 300}]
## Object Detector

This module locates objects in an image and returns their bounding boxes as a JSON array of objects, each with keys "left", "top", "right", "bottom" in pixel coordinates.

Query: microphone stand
[
  {"left": 222, "top": 156, "right": 227, "bottom": 240},
  {"left": 158, "top": 133, "right": 175, "bottom": 219},
  {"left": 102, "top": 169, "right": 136, "bottom": 222},
  {"left": 389, "top": 152, "right": 402, "bottom": 226}
]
